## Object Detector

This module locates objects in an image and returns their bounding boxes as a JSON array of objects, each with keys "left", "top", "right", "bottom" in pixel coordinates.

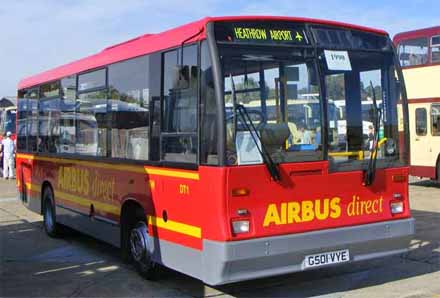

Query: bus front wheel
[
  {"left": 129, "top": 221, "right": 158, "bottom": 280},
  {"left": 437, "top": 159, "right": 440, "bottom": 183},
  {"left": 42, "top": 187, "right": 62, "bottom": 238}
]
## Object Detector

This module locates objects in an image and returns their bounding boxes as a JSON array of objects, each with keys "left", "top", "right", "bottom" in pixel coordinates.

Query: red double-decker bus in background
[{"left": 16, "top": 16, "right": 414, "bottom": 285}]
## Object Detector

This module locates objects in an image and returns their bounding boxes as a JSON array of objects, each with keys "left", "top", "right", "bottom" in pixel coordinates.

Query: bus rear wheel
[
  {"left": 42, "top": 187, "right": 62, "bottom": 238},
  {"left": 129, "top": 221, "right": 158, "bottom": 280}
]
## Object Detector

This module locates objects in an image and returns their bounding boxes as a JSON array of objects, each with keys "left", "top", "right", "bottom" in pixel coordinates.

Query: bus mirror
[{"left": 173, "top": 65, "right": 190, "bottom": 89}]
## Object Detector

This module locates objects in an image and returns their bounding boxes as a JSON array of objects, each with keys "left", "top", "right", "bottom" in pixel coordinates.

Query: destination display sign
[{"left": 215, "top": 22, "right": 310, "bottom": 45}]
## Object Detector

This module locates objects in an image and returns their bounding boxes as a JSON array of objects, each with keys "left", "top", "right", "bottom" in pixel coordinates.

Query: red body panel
[
  {"left": 410, "top": 165, "right": 436, "bottom": 179},
  {"left": 16, "top": 154, "right": 411, "bottom": 250},
  {"left": 225, "top": 162, "right": 410, "bottom": 241}
]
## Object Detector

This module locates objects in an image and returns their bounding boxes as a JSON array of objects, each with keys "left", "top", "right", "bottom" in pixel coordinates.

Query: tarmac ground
[{"left": 0, "top": 178, "right": 439, "bottom": 298}]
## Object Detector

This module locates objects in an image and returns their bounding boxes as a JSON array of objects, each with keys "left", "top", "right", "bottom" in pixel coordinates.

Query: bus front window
[
  {"left": 321, "top": 49, "right": 405, "bottom": 171},
  {"left": 220, "top": 47, "right": 323, "bottom": 165}
]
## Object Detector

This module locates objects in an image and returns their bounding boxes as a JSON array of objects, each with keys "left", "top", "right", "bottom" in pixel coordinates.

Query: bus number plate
[{"left": 303, "top": 249, "right": 350, "bottom": 269}]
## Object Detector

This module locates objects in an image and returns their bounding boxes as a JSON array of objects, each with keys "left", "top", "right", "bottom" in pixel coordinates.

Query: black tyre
[
  {"left": 437, "top": 160, "right": 440, "bottom": 183},
  {"left": 128, "top": 221, "right": 158, "bottom": 280},
  {"left": 42, "top": 187, "right": 62, "bottom": 237}
]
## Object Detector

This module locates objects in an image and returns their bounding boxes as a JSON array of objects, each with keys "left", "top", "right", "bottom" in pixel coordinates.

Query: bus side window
[
  {"left": 431, "top": 104, "right": 440, "bottom": 136},
  {"left": 397, "top": 38, "right": 429, "bottom": 67},
  {"left": 26, "top": 89, "right": 39, "bottom": 153},
  {"left": 415, "top": 108, "right": 427, "bottom": 136},
  {"left": 39, "top": 81, "right": 61, "bottom": 153},
  {"left": 76, "top": 69, "right": 107, "bottom": 157},
  {"left": 161, "top": 45, "right": 198, "bottom": 164},
  {"left": 108, "top": 56, "right": 150, "bottom": 160},
  {"left": 431, "top": 35, "right": 440, "bottom": 64},
  {"left": 59, "top": 76, "right": 77, "bottom": 154},
  {"left": 200, "top": 41, "right": 218, "bottom": 165}
]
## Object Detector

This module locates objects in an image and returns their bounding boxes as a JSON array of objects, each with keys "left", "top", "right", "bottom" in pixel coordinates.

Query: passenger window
[
  {"left": 76, "top": 91, "right": 108, "bottom": 156},
  {"left": 431, "top": 105, "right": 440, "bottom": 136},
  {"left": 398, "top": 38, "right": 429, "bottom": 67},
  {"left": 41, "top": 81, "right": 60, "bottom": 98},
  {"left": 78, "top": 69, "right": 106, "bottom": 92},
  {"left": 431, "top": 35, "right": 440, "bottom": 64},
  {"left": 26, "top": 89, "right": 39, "bottom": 152},
  {"left": 59, "top": 76, "right": 77, "bottom": 154},
  {"left": 17, "top": 91, "right": 28, "bottom": 151},
  {"left": 200, "top": 41, "right": 218, "bottom": 165},
  {"left": 39, "top": 97, "right": 60, "bottom": 153},
  {"left": 108, "top": 56, "right": 149, "bottom": 160},
  {"left": 161, "top": 45, "right": 198, "bottom": 164},
  {"left": 415, "top": 108, "right": 427, "bottom": 136}
]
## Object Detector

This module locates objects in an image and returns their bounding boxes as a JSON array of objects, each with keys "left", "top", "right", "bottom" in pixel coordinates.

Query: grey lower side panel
[
  {"left": 150, "top": 238, "right": 203, "bottom": 281},
  {"left": 56, "top": 205, "right": 120, "bottom": 248},
  {"left": 144, "top": 218, "right": 414, "bottom": 285},
  {"left": 200, "top": 218, "right": 415, "bottom": 285}
]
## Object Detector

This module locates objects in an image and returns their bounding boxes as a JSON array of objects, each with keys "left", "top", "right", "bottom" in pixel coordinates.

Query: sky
[{"left": 0, "top": 0, "right": 438, "bottom": 97}]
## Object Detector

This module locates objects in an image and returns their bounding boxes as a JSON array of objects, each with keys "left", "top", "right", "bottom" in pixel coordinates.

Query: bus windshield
[
  {"left": 221, "top": 46, "right": 323, "bottom": 165},
  {"left": 219, "top": 30, "right": 405, "bottom": 170},
  {"left": 321, "top": 49, "right": 404, "bottom": 171}
]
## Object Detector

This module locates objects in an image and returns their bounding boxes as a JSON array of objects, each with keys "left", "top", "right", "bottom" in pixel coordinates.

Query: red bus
[
  {"left": 393, "top": 27, "right": 440, "bottom": 180},
  {"left": 16, "top": 16, "right": 414, "bottom": 285}
]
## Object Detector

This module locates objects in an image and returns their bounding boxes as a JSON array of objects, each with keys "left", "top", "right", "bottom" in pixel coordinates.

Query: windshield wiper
[
  {"left": 364, "top": 81, "right": 382, "bottom": 186},
  {"left": 230, "top": 74, "right": 281, "bottom": 182}
]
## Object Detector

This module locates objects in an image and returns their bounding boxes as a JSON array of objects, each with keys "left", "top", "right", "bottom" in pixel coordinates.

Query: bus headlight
[
  {"left": 232, "top": 220, "right": 250, "bottom": 234},
  {"left": 390, "top": 201, "right": 404, "bottom": 214}
]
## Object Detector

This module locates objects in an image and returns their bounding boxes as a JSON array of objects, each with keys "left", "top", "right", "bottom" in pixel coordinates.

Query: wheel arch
[
  {"left": 120, "top": 198, "right": 146, "bottom": 223},
  {"left": 120, "top": 198, "right": 147, "bottom": 256}
]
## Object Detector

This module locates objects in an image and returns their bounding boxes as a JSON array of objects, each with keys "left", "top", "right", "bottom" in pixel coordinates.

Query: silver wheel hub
[{"left": 130, "top": 222, "right": 150, "bottom": 262}]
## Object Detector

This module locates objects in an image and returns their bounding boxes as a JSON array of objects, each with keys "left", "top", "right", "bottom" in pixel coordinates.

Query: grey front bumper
[{"left": 201, "top": 218, "right": 415, "bottom": 285}]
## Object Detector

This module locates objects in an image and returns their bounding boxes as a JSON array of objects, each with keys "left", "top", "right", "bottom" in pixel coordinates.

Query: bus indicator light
[
  {"left": 232, "top": 188, "right": 250, "bottom": 197},
  {"left": 392, "top": 175, "right": 406, "bottom": 182}
]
